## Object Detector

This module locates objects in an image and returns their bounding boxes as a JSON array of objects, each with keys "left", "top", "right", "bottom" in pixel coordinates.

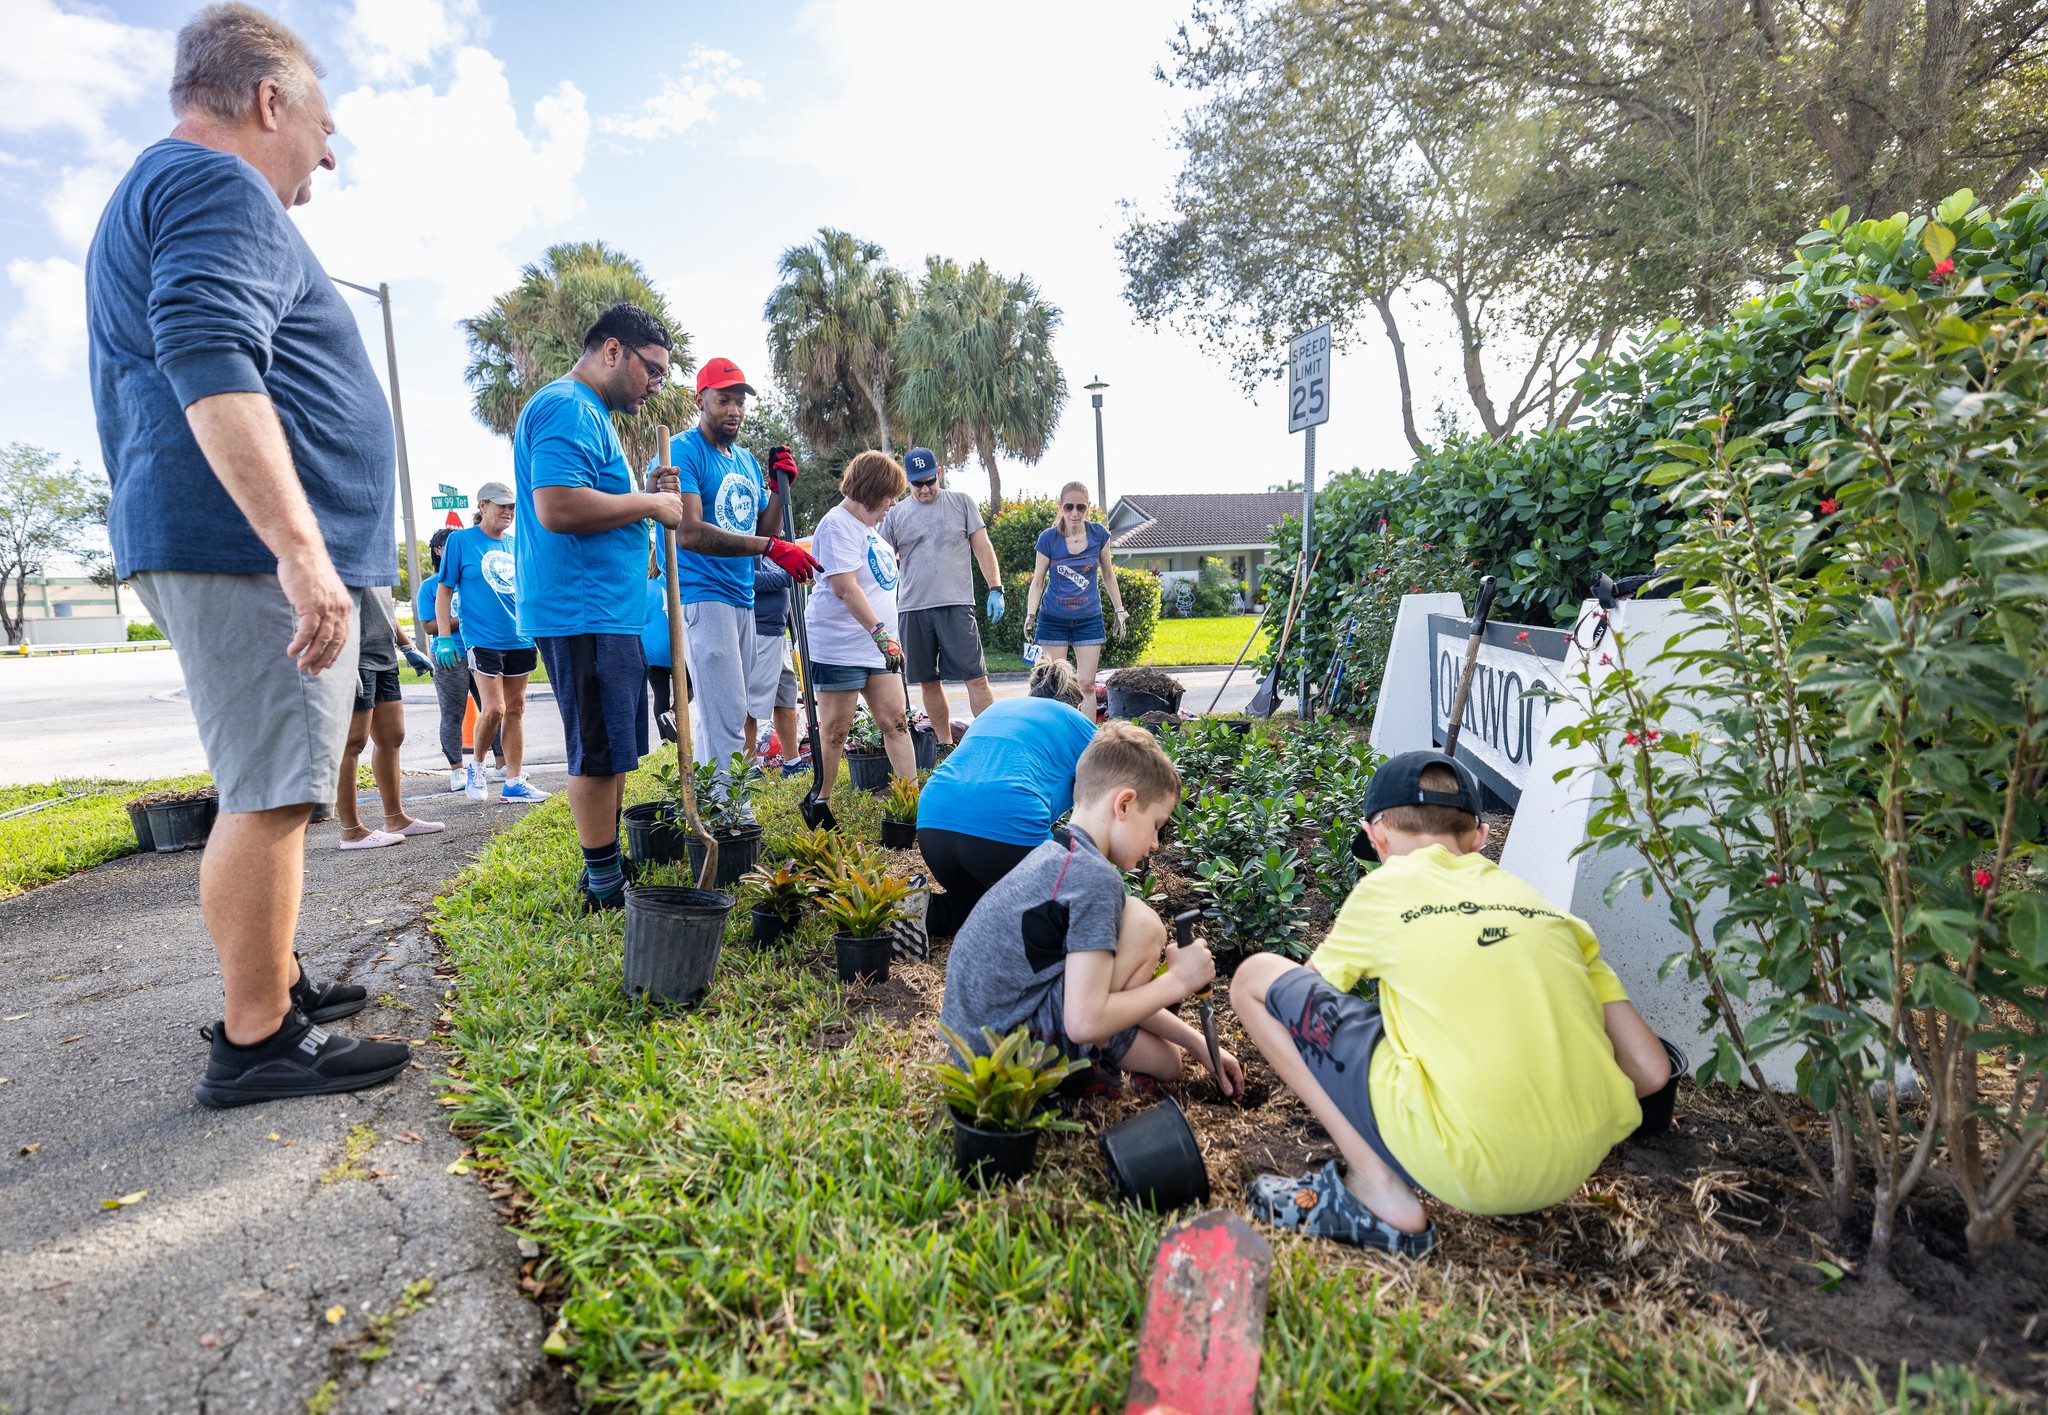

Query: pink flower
[
  {"left": 1516, "top": 631, "right": 1529, "bottom": 643},
  {"left": 1766, "top": 872, "right": 1782, "bottom": 886},
  {"left": 1410, "top": 585, "right": 1423, "bottom": 593},
  {"left": 1598, "top": 652, "right": 1614, "bottom": 666},
  {"left": 1931, "top": 257, "right": 1955, "bottom": 279},
  {"left": 1974, "top": 868, "right": 1995, "bottom": 891},
  {"left": 1648, "top": 730, "right": 1662, "bottom": 743},
  {"left": 1820, "top": 498, "right": 1840, "bottom": 515},
  {"left": 1624, "top": 731, "right": 1640, "bottom": 746}
]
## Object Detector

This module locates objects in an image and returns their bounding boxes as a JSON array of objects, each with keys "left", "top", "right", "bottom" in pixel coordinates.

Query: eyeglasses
[
  {"left": 1062, "top": 502, "right": 1088, "bottom": 511},
  {"left": 623, "top": 345, "right": 669, "bottom": 388}
]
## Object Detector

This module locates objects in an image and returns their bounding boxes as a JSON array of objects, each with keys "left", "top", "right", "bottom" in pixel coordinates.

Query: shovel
[
  {"left": 1124, "top": 1210, "right": 1273, "bottom": 1415},
  {"left": 1247, "top": 546, "right": 1319, "bottom": 718},
  {"left": 767, "top": 461, "right": 836, "bottom": 831},
  {"left": 651, "top": 427, "right": 718, "bottom": 887},
  {"left": 1440, "top": 574, "right": 1499, "bottom": 761}
]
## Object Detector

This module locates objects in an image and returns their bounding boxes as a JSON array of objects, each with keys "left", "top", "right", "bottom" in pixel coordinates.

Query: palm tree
[
  {"left": 463, "top": 241, "right": 694, "bottom": 472},
  {"left": 762, "top": 229, "right": 912, "bottom": 456},
  {"left": 894, "top": 257, "right": 1066, "bottom": 513}
]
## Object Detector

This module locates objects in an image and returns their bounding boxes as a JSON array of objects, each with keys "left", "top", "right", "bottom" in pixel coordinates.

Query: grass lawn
[
  {"left": 1142, "top": 616, "right": 1266, "bottom": 667},
  {"left": 399, "top": 661, "right": 551, "bottom": 687},
  {"left": 0, "top": 774, "right": 212, "bottom": 898},
  {"left": 432, "top": 773, "right": 2009, "bottom": 1412}
]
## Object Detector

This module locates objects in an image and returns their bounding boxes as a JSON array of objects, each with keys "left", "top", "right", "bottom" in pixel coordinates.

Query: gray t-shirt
[
  {"left": 939, "top": 824, "right": 1126, "bottom": 1052},
  {"left": 881, "top": 489, "right": 985, "bottom": 612}
]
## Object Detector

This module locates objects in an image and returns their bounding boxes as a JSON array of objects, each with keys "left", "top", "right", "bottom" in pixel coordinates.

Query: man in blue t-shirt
[
  {"left": 435, "top": 484, "right": 544, "bottom": 803},
  {"left": 669, "top": 358, "right": 821, "bottom": 780},
  {"left": 84, "top": 6, "right": 408, "bottom": 1106}
]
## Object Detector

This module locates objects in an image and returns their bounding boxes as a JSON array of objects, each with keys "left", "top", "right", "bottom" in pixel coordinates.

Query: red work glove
[
  {"left": 767, "top": 446, "right": 799, "bottom": 483},
  {"left": 764, "top": 536, "right": 821, "bottom": 582}
]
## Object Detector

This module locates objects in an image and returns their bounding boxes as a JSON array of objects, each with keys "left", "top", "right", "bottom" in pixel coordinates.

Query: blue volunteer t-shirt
[
  {"left": 416, "top": 573, "right": 464, "bottom": 654},
  {"left": 642, "top": 573, "right": 671, "bottom": 669},
  {"left": 513, "top": 378, "right": 650, "bottom": 638},
  {"left": 669, "top": 428, "right": 765, "bottom": 609},
  {"left": 1036, "top": 522, "right": 1110, "bottom": 616},
  {"left": 87, "top": 140, "right": 395, "bottom": 584},
  {"left": 917, "top": 696, "right": 1098, "bottom": 846},
  {"left": 438, "top": 526, "right": 528, "bottom": 651}
]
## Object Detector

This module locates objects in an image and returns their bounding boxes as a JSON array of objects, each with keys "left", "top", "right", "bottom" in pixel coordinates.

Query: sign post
[{"left": 1286, "top": 324, "right": 1331, "bottom": 720}]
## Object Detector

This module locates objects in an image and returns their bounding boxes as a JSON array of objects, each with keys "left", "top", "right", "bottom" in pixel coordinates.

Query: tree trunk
[
  {"left": 868, "top": 374, "right": 892, "bottom": 457},
  {"left": 5, "top": 571, "right": 24, "bottom": 647},
  {"left": 976, "top": 432, "right": 1003, "bottom": 517},
  {"left": 1372, "top": 292, "right": 1425, "bottom": 458},
  {"left": 1445, "top": 287, "right": 1504, "bottom": 439}
]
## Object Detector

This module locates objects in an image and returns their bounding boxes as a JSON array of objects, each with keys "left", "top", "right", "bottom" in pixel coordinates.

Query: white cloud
[
  {"left": 295, "top": 47, "right": 589, "bottom": 316},
  {"left": 337, "top": 0, "right": 481, "bottom": 83},
  {"left": 598, "top": 48, "right": 761, "bottom": 145},
  {"left": 45, "top": 159, "right": 131, "bottom": 251},
  {"left": 0, "top": 0, "right": 171, "bottom": 157},
  {"left": 5, "top": 256, "right": 85, "bottom": 376}
]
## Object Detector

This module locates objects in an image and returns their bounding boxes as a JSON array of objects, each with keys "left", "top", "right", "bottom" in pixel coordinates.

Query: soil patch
[{"left": 1108, "top": 667, "right": 1186, "bottom": 698}]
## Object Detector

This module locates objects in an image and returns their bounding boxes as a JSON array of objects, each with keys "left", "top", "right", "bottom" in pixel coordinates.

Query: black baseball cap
[{"left": 1351, "top": 751, "right": 1484, "bottom": 862}]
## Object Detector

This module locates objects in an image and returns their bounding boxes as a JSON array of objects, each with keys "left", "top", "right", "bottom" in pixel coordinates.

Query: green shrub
[
  {"left": 1183, "top": 556, "right": 1243, "bottom": 618},
  {"left": 126, "top": 621, "right": 164, "bottom": 642},
  {"left": 985, "top": 496, "right": 1060, "bottom": 576}
]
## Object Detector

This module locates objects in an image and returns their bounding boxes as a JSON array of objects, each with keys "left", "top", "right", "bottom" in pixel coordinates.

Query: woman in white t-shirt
[{"left": 807, "top": 451, "right": 918, "bottom": 805}]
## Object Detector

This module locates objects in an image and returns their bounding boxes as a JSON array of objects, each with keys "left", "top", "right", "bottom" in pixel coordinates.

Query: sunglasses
[
  {"left": 623, "top": 345, "right": 669, "bottom": 388},
  {"left": 1062, "top": 502, "right": 1088, "bottom": 511}
]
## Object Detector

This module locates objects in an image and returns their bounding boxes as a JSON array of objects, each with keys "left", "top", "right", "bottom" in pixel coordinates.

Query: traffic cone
[{"left": 463, "top": 694, "right": 478, "bottom": 755}]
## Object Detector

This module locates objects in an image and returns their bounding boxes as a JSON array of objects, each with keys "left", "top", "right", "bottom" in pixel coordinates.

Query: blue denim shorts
[
  {"left": 1036, "top": 609, "right": 1105, "bottom": 647},
  {"left": 810, "top": 659, "right": 885, "bottom": 691}
]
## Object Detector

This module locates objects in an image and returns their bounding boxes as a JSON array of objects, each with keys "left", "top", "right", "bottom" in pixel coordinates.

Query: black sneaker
[
  {"left": 195, "top": 1008, "right": 410, "bottom": 1109},
  {"left": 576, "top": 868, "right": 625, "bottom": 914},
  {"left": 290, "top": 954, "right": 368, "bottom": 1024}
]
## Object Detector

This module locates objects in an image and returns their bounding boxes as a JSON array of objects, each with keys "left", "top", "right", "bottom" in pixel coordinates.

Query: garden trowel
[
  {"left": 768, "top": 460, "right": 836, "bottom": 831},
  {"left": 651, "top": 426, "right": 718, "bottom": 888},
  {"left": 1176, "top": 909, "right": 1227, "bottom": 1101},
  {"left": 1124, "top": 1209, "right": 1273, "bottom": 1415}
]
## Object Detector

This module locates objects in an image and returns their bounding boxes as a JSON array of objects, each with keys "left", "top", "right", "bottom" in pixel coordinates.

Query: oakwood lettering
[{"left": 1435, "top": 650, "right": 1548, "bottom": 767}]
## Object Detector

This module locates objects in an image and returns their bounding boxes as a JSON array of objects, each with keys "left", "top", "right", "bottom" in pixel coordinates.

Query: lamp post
[
  {"left": 332, "top": 277, "right": 420, "bottom": 606},
  {"left": 1085, "top": 376, "right": 1109, "bottom": 510}
]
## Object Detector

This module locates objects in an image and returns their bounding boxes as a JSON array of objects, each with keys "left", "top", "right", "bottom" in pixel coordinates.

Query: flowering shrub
[{"left": 1563, "top": 284, "right": 2048, "bottom": 1269}]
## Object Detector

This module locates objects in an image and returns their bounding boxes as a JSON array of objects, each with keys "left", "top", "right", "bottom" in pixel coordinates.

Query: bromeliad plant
[
  {"left": 931, "top": 1023, "right": 1087, "bottom": 1133},
  {"left": 1565, "top": 280, "right": 2048, "bottom": 1270},
  {"left": 817, "top": 861, "right": 913, "bottom": 939},
  {"left": 882, "top": 774, "right": 920, "bottom": 825},
  {"left": 736, "top": 860, "right": 814, "bottom": 920}
]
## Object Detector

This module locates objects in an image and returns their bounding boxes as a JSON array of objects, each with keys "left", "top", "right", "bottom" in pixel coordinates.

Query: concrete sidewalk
[{"left": 0, "top": 773, "right": 573, "bottom": 1415}]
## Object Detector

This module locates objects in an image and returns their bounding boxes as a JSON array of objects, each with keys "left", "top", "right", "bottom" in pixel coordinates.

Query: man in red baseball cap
[{"left": 665, "top": 357, "right": 818, "bottom": 789}]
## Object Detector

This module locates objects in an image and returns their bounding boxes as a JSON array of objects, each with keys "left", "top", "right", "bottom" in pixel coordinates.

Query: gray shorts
[
  {"left": 1265, "top": 965, "right": 1424, "bottom": 1192},
  {"left": 746, "top": 631, "right": 790, "bottom": 718},
  {"left": 901, "top": 605, "right": 986, "bottom": 684},
  {"left": 130, "top": 571, "right": 362, "bottom": 814}
]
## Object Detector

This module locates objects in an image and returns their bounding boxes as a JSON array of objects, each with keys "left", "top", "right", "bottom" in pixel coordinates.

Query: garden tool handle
[
  {"left": 1441, "top": 573, "right": 1498, "bottom": 761},
  {"left": 652, "top": 426, "right": 716, "bottom": 888}
]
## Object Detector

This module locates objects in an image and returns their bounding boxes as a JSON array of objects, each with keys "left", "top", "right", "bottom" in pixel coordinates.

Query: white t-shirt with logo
[{"left": 808, "top": 504, "right": 899, "bottom": 669}]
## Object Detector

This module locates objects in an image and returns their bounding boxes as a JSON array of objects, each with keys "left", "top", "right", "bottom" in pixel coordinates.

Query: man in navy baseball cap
[{"left": 881, "top": 447, "right": 1004, "bottom": 749}]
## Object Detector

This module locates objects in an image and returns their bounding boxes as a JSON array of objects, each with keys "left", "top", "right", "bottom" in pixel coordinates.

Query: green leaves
[{"left": 929, "top": 1023, "right": 1086, "bottom": 1132}]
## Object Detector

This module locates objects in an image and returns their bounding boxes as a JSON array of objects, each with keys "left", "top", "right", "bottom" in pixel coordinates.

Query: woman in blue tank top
[{"left": 1023, "top": 481, "right": 1127, "bottom": 697}]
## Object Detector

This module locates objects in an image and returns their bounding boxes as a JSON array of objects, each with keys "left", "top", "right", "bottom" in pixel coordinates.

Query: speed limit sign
[{"left": 1287, "top": 323, "right": 1331, "bottom": 432}]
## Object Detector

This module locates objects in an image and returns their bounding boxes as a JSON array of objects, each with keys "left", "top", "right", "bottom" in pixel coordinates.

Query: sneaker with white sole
[
  {"left": 500, "top": 777, "right": 550, "bottom": 802},
  {"left": 448, "top": 767, "right": 466, "bottom": 793},
  {"left": 488, "top": 765, "right": 506, "bottom": 783},
  {"left": 465, "top": 761, "right": 487, "bottom": 802},
  {"left": 195, "top": 1008, "right": 410, "bottom": 1109}
]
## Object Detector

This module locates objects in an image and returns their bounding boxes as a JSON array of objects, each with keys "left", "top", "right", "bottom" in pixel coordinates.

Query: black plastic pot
[
  {"left": 687, "top": 824, "right": 764, "bottom": 890},
  {"left": 623, "top": 801, "right": 689, "bottom": 865},
  {"left": 846, "top": 750, "right": 892, "bottom": 794},
  {"left": 1099, "top": 1095, "right": 1210, "bottom": 1211},
  {"left": 750, "top": 905, "right": 793, "bottom": 948},
  {"left": 622, "top": 886, "right": 733, "bottom": 1005},
  {"left": 951, "top": 1110, "right": 1043, "bottom": 1184},
  {"left": 143, "top": 795, "right": 218, "bottom": 853},
  {"left": 834, "top": 931, "right": 890, "bottom": 984},
  {"left": 1224, "top": 718, "right": 1254, "bottom": 736},
  {"left": 881, "top": 818, "right": 918, "bottom": 849},
  {"left": 1628, "top": 1037, "right": 1691, "bottom": 1142},
  {"left": 126, "top": 803, "right": 155, "bottom": 853},
  {"left": 1106, "top": 684, "right": 1185, "bottom": 720},
  {"left": 913, "top": 726, "right": 938, "bottom": 771}
]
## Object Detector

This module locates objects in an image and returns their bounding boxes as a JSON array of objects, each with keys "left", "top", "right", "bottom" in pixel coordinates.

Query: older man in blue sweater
[{"left": 86, "top": 3, "right": 409, "bottom": 1107}]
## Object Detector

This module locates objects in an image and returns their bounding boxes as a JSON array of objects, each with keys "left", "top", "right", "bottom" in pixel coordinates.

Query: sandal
[{"left": 1247, "top": 1160, "right": 1438, "bottom": 1257}]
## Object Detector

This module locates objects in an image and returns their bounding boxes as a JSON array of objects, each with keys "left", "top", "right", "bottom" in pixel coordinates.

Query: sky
[{"left": 0, "top": 0, "right": 1427, "bottom": 547}]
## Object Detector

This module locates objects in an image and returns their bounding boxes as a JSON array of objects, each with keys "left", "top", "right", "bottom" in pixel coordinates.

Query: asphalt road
[
  {"left": 0, "top": 775, "right": 574, "bottom": 1415},
  {"left": 0, "top": 651, "right": 1263, "bottom": 786}
]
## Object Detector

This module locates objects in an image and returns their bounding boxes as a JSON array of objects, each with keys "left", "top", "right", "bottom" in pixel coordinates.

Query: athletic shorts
[
  {"left": 534, "top": 633, "right": 648, "bottom": 777},
  {"left": 811, "top": 659, "right": 886, "bottom": 692},
  {"left": 776, "top": 663, "right": 798, "bottom": 710},
  {"left": 1029, "top": 987, "right": 1137, "bottom": 1068},
  {"left": 352, "top": 665, "right": 401, "bottom": 713},
  {"left": 1265, "top": 966, "right": 1425, "bottom": 1193},
  {"left": 746, "top": 631, "right": 789, "bottom": 719},
  {"left": 901, "top": 605, "right": 987, "bottom": 683},
  {"left": 1036, "top": 609, "right": 1105, "bottom": 647},
  {"left": 128, "top": 571, "right": 361, "bottom": 814},
  {"left": 469, "top": 644, "right": 537, "bottom": 678}
]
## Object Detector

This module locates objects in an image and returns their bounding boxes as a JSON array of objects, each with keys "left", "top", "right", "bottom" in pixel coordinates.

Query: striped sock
[{"left": 583, "top": 842, "right": 625, "bottom": 899}]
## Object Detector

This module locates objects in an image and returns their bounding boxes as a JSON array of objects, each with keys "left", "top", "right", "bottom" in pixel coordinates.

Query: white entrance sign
[
  {"left": 1426, "top": 615, "right": 1568, "bottom": 804},
  {"left": 1286, "top": 323, "right": 1331, "bottom": 433}
]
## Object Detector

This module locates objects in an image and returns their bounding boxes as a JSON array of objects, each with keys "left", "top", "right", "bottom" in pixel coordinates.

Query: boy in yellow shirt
[{"left": 1230, "top": 751, "right": 1672, "bottom": 1255}]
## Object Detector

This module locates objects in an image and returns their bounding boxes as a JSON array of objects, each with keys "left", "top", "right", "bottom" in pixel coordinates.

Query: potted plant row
[
  {"left": 126, "top": 786, "right": 220, "bottom": 853},
  {"left": 817, "top": 861, "right": 911, "bottom": 984},
  {"left": 843, "top": 709, "right": 893, "bottom": 794},
  {"left": 625, "top": 752, "right": 765, "bottom": 887},
  {"left": 735, "top": 860, "right": 812, "bottom": 947},
  {"left": 931, "top": 1023, "right": 1086, "bottom": 1184}
]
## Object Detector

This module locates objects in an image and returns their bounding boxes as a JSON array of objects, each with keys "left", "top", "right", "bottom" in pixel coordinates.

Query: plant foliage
[{"left": 929, "top": 1024, "right": 1087, "bottom": 1133}]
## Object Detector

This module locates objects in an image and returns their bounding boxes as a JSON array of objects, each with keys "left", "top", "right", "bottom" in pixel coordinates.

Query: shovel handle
[
  {"left": 1441, "top": 573, "right": 1498, "bottom": 761},
  {"left": 652, "top": 426, "right": 717, "bottom": 888}
]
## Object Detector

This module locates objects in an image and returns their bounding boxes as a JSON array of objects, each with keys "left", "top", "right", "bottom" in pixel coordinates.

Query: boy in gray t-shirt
[{"left": 938, "top": 723, "right": 1244, "bottom": 1096}]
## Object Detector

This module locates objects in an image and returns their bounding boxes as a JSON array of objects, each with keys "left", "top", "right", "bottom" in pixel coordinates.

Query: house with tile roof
[{"left": 1104, "top": 491, "right": 1296, "bottom": 606}]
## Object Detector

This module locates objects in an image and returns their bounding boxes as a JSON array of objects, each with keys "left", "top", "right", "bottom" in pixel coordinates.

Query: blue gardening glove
[
  {"left": 433, "top": 635, "right": 460, "bottom": 668},
  {"left": 986, "top": 588, "right": 1005, "bottom": 624},
  {"left": 402, "top": 645, "right": 433, "bottom": 676}
]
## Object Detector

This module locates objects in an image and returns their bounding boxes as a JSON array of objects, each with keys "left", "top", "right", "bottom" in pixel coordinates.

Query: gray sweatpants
[
  {"left": 680, "top": 598, "right": 758, "bottom": 772},
  {"left": 430, "top": 659, "right": 501, "bottom": 766}
]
